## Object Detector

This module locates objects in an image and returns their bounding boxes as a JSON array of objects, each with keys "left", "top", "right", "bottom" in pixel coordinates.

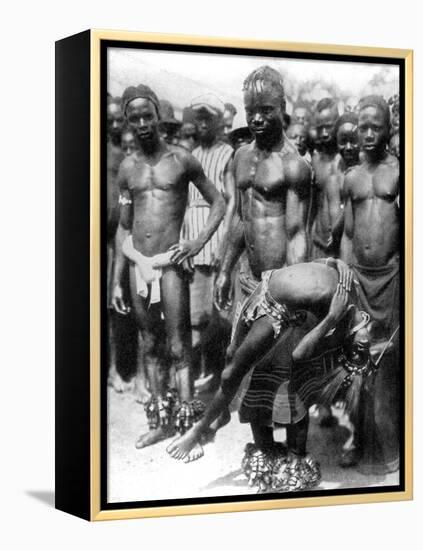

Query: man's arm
[
  {"left": 292, "top": 284, "right": 349, "bottom": 361},
  {"left": 213, "top": 156, "right": 236, "bottom": 267},
  {"left": 171, "top": 153, "right": 225, "bottom": 264},
  {"left": 111, "top": 160, "right": 132, "bottom": 314},
  {"left": 340, "top": 174, "right": 354, "bottom": 264},
  {"left": 325, "top": 172, "right": 343, "bottom": 253},
  {"left": 286, "top": 158, "right": 311, "bottom": 265},
  {"left": 215, "top": 183, "right": 246, "bottom": 310}
]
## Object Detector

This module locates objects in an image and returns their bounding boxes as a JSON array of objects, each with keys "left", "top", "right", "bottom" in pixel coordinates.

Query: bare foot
[
  {"left": 166, "top": 428, "right": 203, "bottom": 461},
  {"left": 183, "top": 443, "right": 204, "bottom": 463},
  {"left": 133, "top": 375, "right": 151, "bottom": 404},
  {"left": 108, "top": 366, "right": 134, "bottom": 393},
  {"left": 135, "top": 426, "right": 173, "bottom": 449}
]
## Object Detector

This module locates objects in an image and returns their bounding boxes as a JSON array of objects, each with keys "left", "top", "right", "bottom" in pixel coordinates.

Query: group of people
[{"left": 107, "top": 64, "right": 401, "bottom": 494}]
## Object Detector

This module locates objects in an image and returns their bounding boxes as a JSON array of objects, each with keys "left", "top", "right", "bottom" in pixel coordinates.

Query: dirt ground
[{"left": 107, "top": 388, "right": 399, "bottom": 503}]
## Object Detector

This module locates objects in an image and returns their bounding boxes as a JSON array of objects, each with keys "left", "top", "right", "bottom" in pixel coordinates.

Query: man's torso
[{"left": 347, "top": 155, "right": 399, "bottom": 267}]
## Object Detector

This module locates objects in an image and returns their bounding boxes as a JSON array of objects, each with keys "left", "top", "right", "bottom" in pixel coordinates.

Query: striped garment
[{"left": 185, "top": 141, "right": 233, "bottom": 266}]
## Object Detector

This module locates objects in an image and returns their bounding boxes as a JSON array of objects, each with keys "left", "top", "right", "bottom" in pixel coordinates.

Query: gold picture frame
[{"left": 55, "top": 29, "right": 413, "bottom": 521}]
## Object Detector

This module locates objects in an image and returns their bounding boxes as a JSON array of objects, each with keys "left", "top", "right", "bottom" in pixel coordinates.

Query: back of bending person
[{"left": 167, "top": 260, "right": 372, "bottom": 481}]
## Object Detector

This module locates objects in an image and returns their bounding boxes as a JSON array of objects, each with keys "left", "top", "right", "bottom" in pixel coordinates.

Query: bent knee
[{"left": 168, "top": 339, "right": 185, "bottom": 362}]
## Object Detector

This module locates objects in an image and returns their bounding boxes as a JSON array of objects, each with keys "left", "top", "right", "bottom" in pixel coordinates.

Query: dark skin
[
  {"left": 112, "top": 97, "right": 225, "bottom": 448},
  {"left": 107, "top": 102, "right": 125, "bottom": 146},
  {"left": 310, "top": 106, "right": 344, "bottom": 257},
  {"left": 215, "top": 83, "right": 311, "bottom": 309},
  {"left": 287, "top": 123, "right": 309, "bottom": 156},
  {"left": 167, "top": 261, "right": 366, "bottom": 462},
  {"left": 389, "top": 133, "right": 400, "bottom": 159},
  {"left": 211, "top": 78, "right": 311, "bottom": 465},
  {"left": 107, "top": 103, "right": 125, "bottom": 239},
  {"left": 292, "top": 107, "right": 310, "bottom": 126},
  {"left": 342, "top": 105, "right": 400, "bottom": 468},
  {"left": 121, "top": 130, "right": 137, "bottom": 157},
  {"left": 330, "top": 122, "right": 360, "bottom": 257},
  {"left": 178, "top": 122, "right": 197, "bottom": 152},
  {"left": 106, "top": 102, "right": 128, "bottom": 393},
  {"left": 343, "top": 105, "right": 399, "bottom": 267},
  {"left": 337, "top": 122, "right": 360, "bottom": 171},
  {"left": 222, "top": 109, "right": 235, "bottom": 136}
]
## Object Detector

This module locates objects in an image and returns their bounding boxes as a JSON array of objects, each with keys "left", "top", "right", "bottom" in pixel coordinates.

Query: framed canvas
[{"left": 55, "top": 29, "right": 413, "bottom": 521}]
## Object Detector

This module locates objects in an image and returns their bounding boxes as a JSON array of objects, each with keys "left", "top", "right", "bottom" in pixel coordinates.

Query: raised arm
[
  {"left": 292, "top": 284, "right": 349, "bottom": 361},
  {"left": 170, "top": 153, "right": 225, "bottom": 264},
  {"left": 286, "top": 158, "right": 312, "bottom": 265}
]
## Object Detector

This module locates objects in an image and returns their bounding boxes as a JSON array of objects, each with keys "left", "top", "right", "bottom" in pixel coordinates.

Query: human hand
[
  {"left": 328, "top": 284, "right": 349, "bottom": 323},
  {"left": 335, "top": 259, "right": 353, "bottom": 291},
  {"left": 111, "top": 284, "right": 130, "bottom": 315},
  {"left": 169, "top": 239, "right": 202, "bottom": 265},
  {"left": 214, "top": 271, "right": 232, "bottom": 311}
]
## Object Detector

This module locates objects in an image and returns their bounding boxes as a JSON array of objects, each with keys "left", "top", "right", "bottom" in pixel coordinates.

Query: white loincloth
[{"left": 122, "top": 236, "right": 175, "bottom": 304}]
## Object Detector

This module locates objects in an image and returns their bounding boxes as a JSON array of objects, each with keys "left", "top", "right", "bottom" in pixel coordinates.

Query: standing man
[
  {"left": 215, "top": 66, "right": 311, "bottom": 304},
  {"left": 106, "top": 96, "right": 132, "bottom": 393},
  {"left": 111, "top": 84, "right": 225, "bottom": 448},
  {"left": 185, "top": 94, "right": 235, "bottom": 390},
  {"left": 309, "top": 97, "right": 343, "bottom": 259},
  {"left": 329, "top": 112, "right": 361, "bottom": 261},
  {"left": 342, "top": 95, "right": 400, "bottom": 471},
  {"left": 214, "top": 65, "right": 311, "bottom": 454}
]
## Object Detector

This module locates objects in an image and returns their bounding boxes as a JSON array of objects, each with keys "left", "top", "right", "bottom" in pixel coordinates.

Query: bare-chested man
[
  {"left": 209, "top": 65, "right": 311, "bottom": 461},
  {"left": 215, "top": 67, "right": 310, "bottom": 298},
  {"left": 309, "top": 97, "right": 345, "bottom": 259},
  {"left": 111, "top": 84, "right": 225, "bottom": 448},
  {"left": 106, "top": 97, "right": 133, "bottom": 392},
  {"left": 342, "top": 95, "right": 400, "bottom": 472},
  {"left": 328, "top": 112, "right": 360, "bottom": 261}
]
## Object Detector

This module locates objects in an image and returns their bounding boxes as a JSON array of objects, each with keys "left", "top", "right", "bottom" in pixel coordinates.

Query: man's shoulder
[
  {"left": 383, "top": 152, "right": 400, "bottom": 170},
  {"left": 343, "top": 164, "right": 363, "bottom": 191},
  {"left": 234, "top": 141, "right": 254, "bottom": 163},
  {"left": 168, "top": 144, "right": 194, "bottom": 165},
  {"left": 283, "top": 148, "right": 312, "bottom": 184},
  {"left": 119, "top": 153, "right": 138, "bottom": 173}
]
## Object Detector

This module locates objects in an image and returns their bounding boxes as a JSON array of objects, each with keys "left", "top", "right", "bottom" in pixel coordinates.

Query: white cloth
[{"left": 122, "top": 236, "right": 174, "bottom": 304}]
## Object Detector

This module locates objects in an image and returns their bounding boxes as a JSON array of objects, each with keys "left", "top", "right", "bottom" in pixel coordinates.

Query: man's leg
[
  {"left": 133, "top": 330, "right": 151, "bottom": 404},
  {"left": 286, "top": 414, "right": 309, "bottom": 457},
  {"left": 161, "top": 266, "right": 193, "bottom": 402},
  {"left": 129, "top": 266, "right": 171, "bottom": 448},
  {"left": 250, "top": 423, "right": 275, "bottom": 451},
  {"left": 167, "top": 316, "right": 275, "bottom": 461},
  {"left": 107, "top": 242, "right": 133, "bottom": 392}
]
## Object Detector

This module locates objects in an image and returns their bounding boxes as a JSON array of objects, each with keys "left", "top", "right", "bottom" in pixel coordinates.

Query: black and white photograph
[{"left": 104, "top": 42, "right": 405, "bottom": 506}]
